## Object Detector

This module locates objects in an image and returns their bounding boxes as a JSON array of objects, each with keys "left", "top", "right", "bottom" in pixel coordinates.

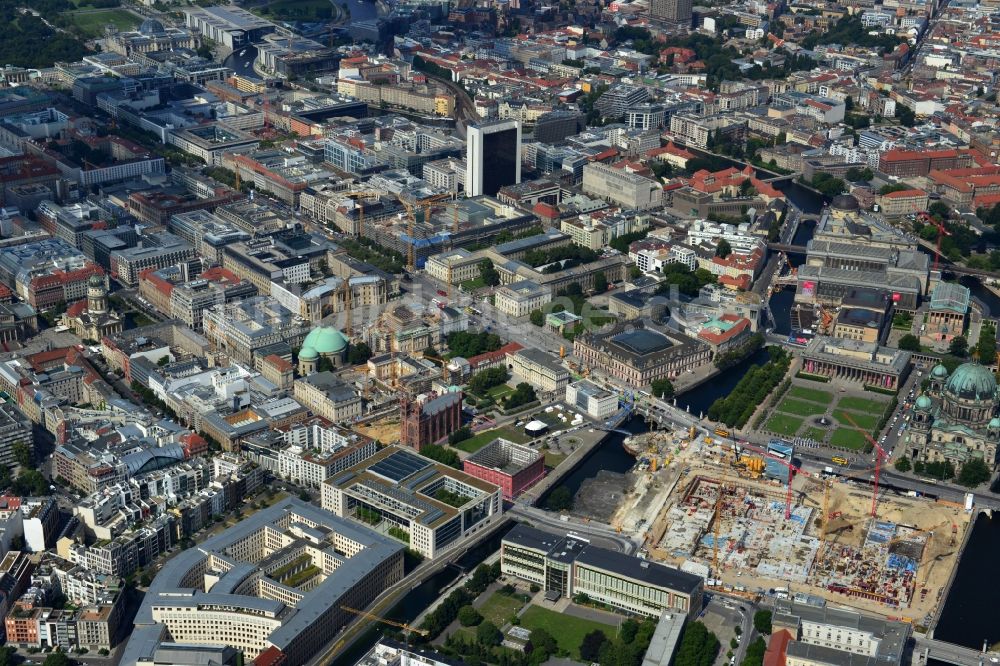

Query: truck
[{"left": 824, "top": 466, "right": 834, "bottom": 474}]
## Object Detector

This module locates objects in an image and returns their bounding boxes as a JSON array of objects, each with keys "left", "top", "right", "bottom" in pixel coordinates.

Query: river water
[{"left": 931, "top": 512, "right": 1000, "bottom": 651}]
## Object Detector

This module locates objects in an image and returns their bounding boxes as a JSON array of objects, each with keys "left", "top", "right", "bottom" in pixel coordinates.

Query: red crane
[
  {"left": 735, "top": 441, "right": 811, "bottom": 519},
  {"left": 840, "top": 413, "right": 888, "bottom": 518},
  {"left": 920, "top": 212, "right": 950, "bottom": 272}
]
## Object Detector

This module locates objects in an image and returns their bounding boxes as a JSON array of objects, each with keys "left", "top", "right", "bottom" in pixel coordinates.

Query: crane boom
[
  {"left": 840, "top": 413, "right": 887, "bottom": 518},
  {"left": 735, "top": 440, "right": 810, "bottom": 519},
  {"left": 340, "top": 605, "right": 429, "bottom": 636}
]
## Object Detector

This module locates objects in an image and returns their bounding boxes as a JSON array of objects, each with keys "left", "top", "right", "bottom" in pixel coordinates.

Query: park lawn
[
  {"left": 830, "top": 428, "right": 871, "bottom": 451},
  {"left": 836, "top": 396, "right": 889, "bottom": 414},
  {"left": 487, "top": 384, "right": 515, "bottom": 400},
  {"left": 765, "top": 413, "right": 804, "bottom": 437},
  {"left": 452, "top": 426, "right": 529, "bottom": 453},
  {"left": 478, "top": 592, "right": 524, "bottom": 627},
  {"left": 64, "top": 8, "right": 139, "bottom": 37},
  {"left": 543, "top": 450, "right": 567, "bottom": 468},
  {"left": 520, "top": 605, "right": 615, "bottom": 660},
  {"left": 801, "top": 427, "right": 828, "bottom": 442},
  {"left": 787, "top": 386, "right": 833, "bottom": 404},
  {"left": 776, "top": 398, "right": 826, "bottom": 417},
  {"left": 832, "top": 410, "right": 879, "bottom": 431}
]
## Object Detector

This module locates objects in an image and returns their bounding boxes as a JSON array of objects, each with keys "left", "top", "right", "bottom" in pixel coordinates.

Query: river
[{"left": 931, "top": 512, "right": 1000, "bottom": 651}]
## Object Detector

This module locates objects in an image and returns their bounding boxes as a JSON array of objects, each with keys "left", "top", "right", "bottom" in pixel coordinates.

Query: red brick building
[
  {"left": 878, "top": 148, "right": 974, "bottom": 178},
  {"left": 463, "top": 437, "right": 544, "bottom": 500},
  {"left": 400, "top": 391, "right": 462, "bottom": 451}
]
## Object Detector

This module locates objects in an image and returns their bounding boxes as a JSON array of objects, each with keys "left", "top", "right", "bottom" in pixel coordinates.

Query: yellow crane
[
  {"left": 340, "top": 606, "right": 429, "bottom": 636},
  {"left": 401, "top": 193, "right": 453, "bottom": 272},
  {"left": 421, "top": 352, "right": 452, "bottom": 383},
  {"left": 340, "top": 277, "right": 353, "bottom": 336},
  {"left": 712, "top": 487, "right": 723, "bottom": 575}
]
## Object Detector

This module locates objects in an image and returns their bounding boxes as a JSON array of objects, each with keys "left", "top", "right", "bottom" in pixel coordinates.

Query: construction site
[{"left": 603, "top": 428, "right": 971, "bottom": 626}]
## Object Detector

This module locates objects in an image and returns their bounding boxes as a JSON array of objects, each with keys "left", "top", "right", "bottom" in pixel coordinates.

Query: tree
[
  {"left": 898, "top": 334, "right": 921, "bottom": 352},
  {"left": 479, "top": 260, "right": 501, "bottom": 287},
  {"left": 421, "top": 444, "right": 461, "bottom": 469},
  {"left": 157, "top": 355, "right": 170, "bottom": 367},
  {"left": 476, "top": 620, "right": 502, "bottom": 646},
  {"left": 448, "top": 427, "right": 472, "bottom": 445},
  {"left": 12, "top": 441, "right": 31, "bottom": 468},
  {"left": 530, "top": 627, "right": 558, "bottom": 658},
  {"left": 929, "top": 202, "right": 950, "bottom": 220},
  {"left": 347, "top": 342, "right": 373, "bottom": 365},
  {"left": 947, "top": 336, "right": 969, "bottom": 357},
  {"left": 894, "top": 456, "right": 912, "bottom": 473},
  {"left": 594, "top": 271, "right": 609, "bottom": 292},
  {"left": 715, "top": 239, "right": 733, "bottom": 259},
  {"left": 546, "top": 486, "right": 573, "bottom": 511},
  {"left": 957, "top": 457, "right": 991, "bottom": 488},
  {"left": 651, "top": 379, "right": 674, "bottom": 400},
  {"left": 580, "top": 630, "right": 608, "bottom": 662},
  {"left": 845, "top": 167, "right": 873, "bottom": 182},
  {"left": 43, "top": 655, "right": 71, "bottom": 666},
  {"left": 753, "top": 610, "right": 772, "bottom": 635},
  {"left": 458, "top": 605, "right": 483, "bottom": 627},
  {"left": 530, "top": 309, "right": 544, "bottom": 327},
  {"left": 629, "top": 265, "right": 643, "bottom": 279}
]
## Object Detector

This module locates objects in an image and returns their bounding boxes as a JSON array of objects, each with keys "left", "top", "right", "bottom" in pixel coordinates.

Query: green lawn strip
[
  {"left": 832, "top": 410, "right": 878, "bottom": 431},
  {"left": 765, "top": 413, "right": 804, "bottom": 437},
  {"left": 776, "top": 398, "right": 826, "bottom": 417},
  {"left": 836, "top": 396, "right": 889, "bottom": 414},
  {"left": 452, "top": 426, "right": 529, "bottom": 453},
  {"left": 800, "top": 427, "right": 828, "bottom": 442},
  {"left": 519, "top": 605, "right": 615, "bottom": 660},
  {"left": 829, "top": 428, "right": 871, "bottom": 451},
  {"left": 787, "top": 386, "right": 834, "bottom": 404}
]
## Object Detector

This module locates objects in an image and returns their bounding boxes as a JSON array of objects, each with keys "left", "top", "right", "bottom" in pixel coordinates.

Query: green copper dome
[
  {"left": 944, "top": 362, "right": 998, "bottom": 402},
  {"left": 299, "top": 346, "right": 318, "bottom": 360},
  {"left": 931, "top": 364, "right": 949, "bottom": 379},
  {"left": 302, "top": 326, "right": 348, "bottom": 355},
  {"left": 915, "top": 395, "right": 932, "bottom": 411},
  {"left": 990, "top": 417, "right": 1000, "bottom": 429}
]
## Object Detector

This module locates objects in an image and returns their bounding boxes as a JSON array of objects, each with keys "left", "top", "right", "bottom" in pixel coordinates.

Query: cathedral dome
[
  {"left": 931, "top": 364, "right": 949, "bottom": 379},
  {"left": 915, "top": 395, "right": 932, "bottom": 411},
  {"left": 88, "top": 274, "right": 104, "bottom": 288},
  {"left": 302, "top": 326, "right": 348, "bottom": 355},
  {"left": 944, "top": 363, "right": 998, "bottom": 402}
]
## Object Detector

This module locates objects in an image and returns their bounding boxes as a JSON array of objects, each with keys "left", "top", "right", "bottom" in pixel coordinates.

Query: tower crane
[
  {"left": 340, "top": 606, "right": 428, "bottom": 636},
  {"left": 344, "top": 191, "right": 382, "bottom": 236},
  {"left": 840, "top": 413, "right": 888, "bottom": 518},
  {"left": 734, "top": 441, "right": 812, "bottom": 519}
]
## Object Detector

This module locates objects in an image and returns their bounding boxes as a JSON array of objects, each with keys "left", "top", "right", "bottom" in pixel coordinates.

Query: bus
[
  {"left": 831, "top": 456, "right": 848, "bottom": 466},
  {"left": 714, "top": 428, "right": 730, "bottom": 438}
]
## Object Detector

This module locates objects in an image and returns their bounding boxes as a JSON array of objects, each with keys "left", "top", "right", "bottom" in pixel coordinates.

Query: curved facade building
[{"left": 121, "top": 498, "right": 404, "bottom": 666}]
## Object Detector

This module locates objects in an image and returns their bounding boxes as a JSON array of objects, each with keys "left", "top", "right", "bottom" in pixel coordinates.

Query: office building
[
  {"left": 466, "top": 120, "right": 521, "bottom": 197},
  {"left": 566, "top": 379, "right": 619, "bottom": 420},
  {"left": 651, "top": 0, "right": 692, "bottom": 24},
  {"left": 292, "top": 372, "right": 362, "bottom": 424},
  {"left": 463, "top": 438, "right": 545, "bottom": 500},
  {"left": 321, "top": 446, "right": 503, "bottom": 559},
  {"left": 182, "top": 5, "right": 276, "bottom": 49},
  {"left": 501, "top": 524, "right": 703, "bottom": 618},
  {"left": 494, "top": 280, "right": 551, "bottom": 318},
  {"left": 582, "top": 162, "right": 662, "bottom": 210},
  {"left": 120, "top": 499, "right": 404, "bottom": 666},
  {"left": 509, "top": 348, "right": 570, "bottom": 394}
]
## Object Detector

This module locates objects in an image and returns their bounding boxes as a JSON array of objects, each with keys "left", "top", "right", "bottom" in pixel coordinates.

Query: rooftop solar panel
[{"left": 369, "top": 450, "right": 431, "bottom": 483}]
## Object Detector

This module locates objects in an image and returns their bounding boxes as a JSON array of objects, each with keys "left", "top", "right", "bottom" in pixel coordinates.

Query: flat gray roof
[{"left": 121, "top": 498, "right": 402, "bottom": 664}]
